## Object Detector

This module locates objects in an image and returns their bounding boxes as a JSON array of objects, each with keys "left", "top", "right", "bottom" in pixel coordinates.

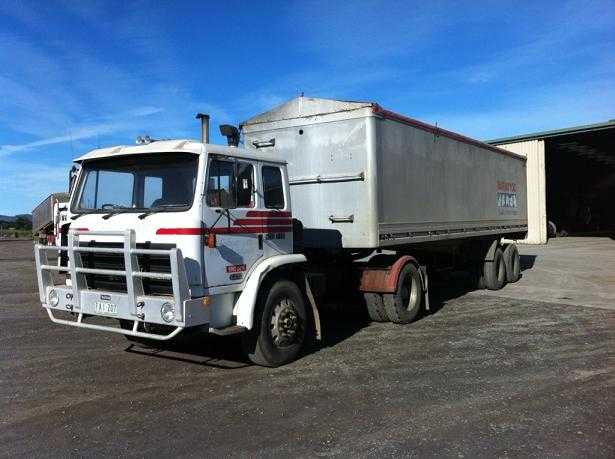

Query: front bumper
[{"left": 34, "top": 229, "right": 210, "bottom": 341}]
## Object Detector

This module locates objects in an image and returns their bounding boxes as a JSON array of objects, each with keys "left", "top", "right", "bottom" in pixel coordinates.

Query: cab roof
[{"left": 74, "top": 139, "right": 286, "bottom": 164}]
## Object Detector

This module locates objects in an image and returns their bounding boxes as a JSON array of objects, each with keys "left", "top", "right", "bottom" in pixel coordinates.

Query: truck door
[{"left": 202, "top": 156, "right": 263, "bottom": 288}]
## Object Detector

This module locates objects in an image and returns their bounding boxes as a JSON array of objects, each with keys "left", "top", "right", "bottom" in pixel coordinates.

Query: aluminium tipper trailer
[
  {"left": 241, "top": 97, "right": 528, "bottom": 250},
  {"left": 32, "top": 192, "right": 69, "bottom": 244}
]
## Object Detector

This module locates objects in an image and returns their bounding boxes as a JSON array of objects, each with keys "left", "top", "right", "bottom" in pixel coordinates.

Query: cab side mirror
[{"left": 219, "top": 125, "right": 240, "bottom": 147}]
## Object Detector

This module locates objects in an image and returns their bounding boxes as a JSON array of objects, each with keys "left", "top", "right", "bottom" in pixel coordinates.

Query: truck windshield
[{"left": 72, "top": 153, "right": 198, "bottom": 213}]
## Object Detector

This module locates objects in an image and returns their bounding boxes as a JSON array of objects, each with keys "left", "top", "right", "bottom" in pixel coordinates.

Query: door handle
[{"left": 329, "top": 214, "right": 354, "bottom": 223}]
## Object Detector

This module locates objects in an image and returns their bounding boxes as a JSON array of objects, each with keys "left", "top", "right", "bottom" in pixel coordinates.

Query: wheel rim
[
  {"left": 269, "top": 297, "right": 301, "bottom": 348},
  {"left": 401, "top": 272, "right": 420, "bottom": 312}
]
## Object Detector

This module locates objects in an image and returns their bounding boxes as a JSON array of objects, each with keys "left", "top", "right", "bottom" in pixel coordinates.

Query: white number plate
[{"left": 94, "top": 301, "right": 118, "bottom": 315}]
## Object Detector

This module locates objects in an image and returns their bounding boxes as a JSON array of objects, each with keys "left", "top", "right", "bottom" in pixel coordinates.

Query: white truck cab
[{"left": 35, "top": 135, "right": 310, "bottom": 366}]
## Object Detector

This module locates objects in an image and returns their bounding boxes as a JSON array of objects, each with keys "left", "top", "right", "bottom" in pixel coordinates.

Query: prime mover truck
[{"left": 34, "top": 97, "right": 527, "bottom": 366}]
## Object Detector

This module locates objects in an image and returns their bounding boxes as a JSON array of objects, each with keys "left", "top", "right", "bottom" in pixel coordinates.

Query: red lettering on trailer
[{"left": 497, "top": 181, "right": 516, "bottom": 193}]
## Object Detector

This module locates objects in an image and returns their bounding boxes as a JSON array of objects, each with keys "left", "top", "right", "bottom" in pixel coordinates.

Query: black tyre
[
  {"left": 468, "top": 263, "right": 486, "bottom": 290},
  {"left": 483, "top": 247, "right": 506, "bottom": 290},
  {"left": 547, "top": 221, "right": 557, "bottom": 239},
  {"left": 241, "top": 280, "right": 307, "bottom": 367},
  {"left": 364, "top": 292, "right": 389, "bottom": 322},
  {"left": 383, "top": 263, "right": 422, "bottom": 324},
  {"left": 503, "top": 244, "right": 521, "bottom": 283}
]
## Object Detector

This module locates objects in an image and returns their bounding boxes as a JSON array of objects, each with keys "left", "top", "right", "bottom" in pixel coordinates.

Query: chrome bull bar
[{"left": 34, "top": 229, "right": 190, "bottom": 340}]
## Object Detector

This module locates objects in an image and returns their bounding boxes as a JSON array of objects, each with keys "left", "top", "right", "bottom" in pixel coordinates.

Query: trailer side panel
[{"left": 376, "top": 116, "right": 527, "bottom": 245}]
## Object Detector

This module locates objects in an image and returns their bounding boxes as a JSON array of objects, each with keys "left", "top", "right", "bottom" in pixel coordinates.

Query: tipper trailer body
[
  {"left": 34, "top": 97, "right": 528, "bottom": 366},
  {"left": 32, "top": 192, "right": 70, "bottom": 244},
  {"left": 242, "top": 97, "right": 527, "bottom": 250}
]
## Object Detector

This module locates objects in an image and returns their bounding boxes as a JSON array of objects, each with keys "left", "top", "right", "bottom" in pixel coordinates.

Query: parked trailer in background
[
  {"left": 34, "top": 97, "right": 528, "bottom": 367},
  {"left": 32, "top": 193, "right": 70, "bottom": 245}
]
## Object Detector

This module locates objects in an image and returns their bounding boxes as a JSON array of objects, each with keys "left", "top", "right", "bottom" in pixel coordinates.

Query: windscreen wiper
[
  {"left": 101, "top": 206, "right": 132, "bottom": 220},
  {"left": 138, "top": 204, "right": 187, "bottom": 219}
]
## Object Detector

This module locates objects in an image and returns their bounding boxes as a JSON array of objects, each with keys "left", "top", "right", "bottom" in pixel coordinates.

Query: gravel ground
[{"left": 1, "top": 239, "right": 613, "bottom": 457}]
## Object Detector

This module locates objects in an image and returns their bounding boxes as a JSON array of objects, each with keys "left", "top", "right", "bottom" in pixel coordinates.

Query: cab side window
[
  {"left": 236, "top": 162, "right": 255, "bottom": 208},
  {"left": 206, "top": 159, "right": 255, "bottom": 208},
  {"left": 262, "top": 166, "right": 284, "bottom": 209},
  {"left": 206, "top": 159, "right": 234, "bottom": 208}
]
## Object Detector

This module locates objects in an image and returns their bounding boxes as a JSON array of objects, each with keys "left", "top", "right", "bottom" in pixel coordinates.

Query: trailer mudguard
[
  {"left": 359, "top": 255, "right": 419, "bottom": 293},
  {"left": 233, "top": 254, "right": 307, "bottom": 330}
]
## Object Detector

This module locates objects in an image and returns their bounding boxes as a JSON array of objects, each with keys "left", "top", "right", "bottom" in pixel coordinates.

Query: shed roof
[{"left": 487, "top": 120, "right": 615, "bottom": 145}]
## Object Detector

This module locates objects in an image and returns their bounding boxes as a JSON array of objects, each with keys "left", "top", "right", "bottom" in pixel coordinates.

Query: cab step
[{"left": 209, "top": 325, "right": 247, "bottom": 336}]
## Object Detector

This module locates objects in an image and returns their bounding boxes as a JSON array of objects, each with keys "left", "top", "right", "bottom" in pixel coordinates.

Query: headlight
[
  {"left": 48, "top": 289, "right": 59, "bottom": 307},
  {"left": 160, "top": 302, "right": 175, "bottom": 323}
]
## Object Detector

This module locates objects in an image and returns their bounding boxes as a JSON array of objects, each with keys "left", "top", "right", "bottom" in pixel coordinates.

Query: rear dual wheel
[
  {"left": 384, "top": 263, "right": 423, "bottom": 324},
  {"left": 365, "top": 293, "right": 389, "bottom": 322},
  {"left": 483, "top": 243, "right": 521, "bottom": 290},
  {"left": 483, "top": 247, "right": 506, "bottom": 290},
  {"left": 503, "top": 243, "right": 521, "bottom": 283},
  {"left": 365, "top": 263, "right": 423, "bottom": 324}
]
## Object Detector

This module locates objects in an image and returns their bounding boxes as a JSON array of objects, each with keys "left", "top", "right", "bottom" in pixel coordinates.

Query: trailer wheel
[
  {"left": 547, "top": 221, "right": 557, "bottom": 239},
  {"left": 242, "top": 279, "right": 307, "bottom": 367},
  {"left": 364, "top": 293, "right": 389, "bottom": 322},
  {"left": 503, "top": 244, "right": 521, "bottom": 283},
  {"left": 483, "top": 247, "right": 506, "bottom": 290},
  {"left": 383, "top": 263, "right": 422, "bottom": 324}
]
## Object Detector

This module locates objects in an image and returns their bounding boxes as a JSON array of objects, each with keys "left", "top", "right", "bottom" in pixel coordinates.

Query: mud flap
[
  {"left": 304, "top": 275, "right": 322, "bottom": 341},
  {"left": 419, "top": 265, "right": 430, "bottom": 312}
]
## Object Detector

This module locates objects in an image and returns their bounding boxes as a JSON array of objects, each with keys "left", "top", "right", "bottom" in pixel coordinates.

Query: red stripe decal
[
  {"left": 234, "top": 218, "right": 292, "bottom": 225},
  {"left": 156, "top": 226, "right": 292, "bottom": 235},
  {"left": 206, "top": 226, "right": 292, "bottom": 234},
  {"left": 245, "top": 210, "right": 291, "bottom": 217},
  {"left": 156, "top": 228, "right": 202, "bottom": 235}
]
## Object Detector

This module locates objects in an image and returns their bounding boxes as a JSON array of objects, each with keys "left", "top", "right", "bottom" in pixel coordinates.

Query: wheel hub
[{"left": 270, "top": 299, "right": 299, "bottom": 347}]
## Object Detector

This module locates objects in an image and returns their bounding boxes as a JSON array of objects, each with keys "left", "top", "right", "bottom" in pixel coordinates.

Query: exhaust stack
[{"left": 195, "top": 113, "right": 210, "bottom": 143}]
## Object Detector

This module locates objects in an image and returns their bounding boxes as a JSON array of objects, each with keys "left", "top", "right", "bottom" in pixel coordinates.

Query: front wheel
[{"left": 241, "top": 280, "right": 307, "bottom": 367}]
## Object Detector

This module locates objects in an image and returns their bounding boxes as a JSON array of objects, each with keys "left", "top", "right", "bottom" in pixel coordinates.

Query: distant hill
[{"left": 0, "top": 214, "right": 32, "bottom": 223}]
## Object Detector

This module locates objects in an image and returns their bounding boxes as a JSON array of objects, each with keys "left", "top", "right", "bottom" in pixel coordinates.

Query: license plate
[{"left": 94, "top": 301, "right": 118, "bottom": 315}]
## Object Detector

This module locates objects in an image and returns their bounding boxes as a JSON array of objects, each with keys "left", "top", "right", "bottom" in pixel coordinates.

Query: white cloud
[
  {"left": 0, "top": 107, "right": 164, "bottom": 156},
  {"left": 421, "top": 78, "right": 615, "bottom": 140},
  {"left": 0, "top": 160, "right": 70, "bottom": 215}
]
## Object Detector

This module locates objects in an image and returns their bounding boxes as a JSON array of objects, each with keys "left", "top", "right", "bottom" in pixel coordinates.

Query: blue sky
[{"left": 1, "top": 0, "right": 614, "bottom": 215}]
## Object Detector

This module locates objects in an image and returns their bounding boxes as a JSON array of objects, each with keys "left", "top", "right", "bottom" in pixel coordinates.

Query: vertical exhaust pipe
[{"left": 195, "top": 113, "right": 210, "bottom": 143}]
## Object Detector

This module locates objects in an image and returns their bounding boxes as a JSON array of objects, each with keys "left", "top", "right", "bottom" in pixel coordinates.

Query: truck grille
[{"left": 81, "top": 242, "right": 175, "bottom": 295}]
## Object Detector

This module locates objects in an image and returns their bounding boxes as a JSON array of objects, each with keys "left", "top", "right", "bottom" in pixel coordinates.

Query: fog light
[
  {"left": 48, "top": 289, "right": 59, "bottom": 307},
  {"left": 160, "top": 302, "right": 175, "bottom": 323}
]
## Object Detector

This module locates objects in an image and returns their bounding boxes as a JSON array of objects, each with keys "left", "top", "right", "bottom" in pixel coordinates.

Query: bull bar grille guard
[{"left": 34, "top": 229, "right": 189, "bottom": 340}]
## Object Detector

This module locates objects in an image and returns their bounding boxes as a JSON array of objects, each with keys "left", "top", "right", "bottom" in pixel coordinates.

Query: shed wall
[{"left": 498, "top": 140, "right": 547, "bottom": 244}]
